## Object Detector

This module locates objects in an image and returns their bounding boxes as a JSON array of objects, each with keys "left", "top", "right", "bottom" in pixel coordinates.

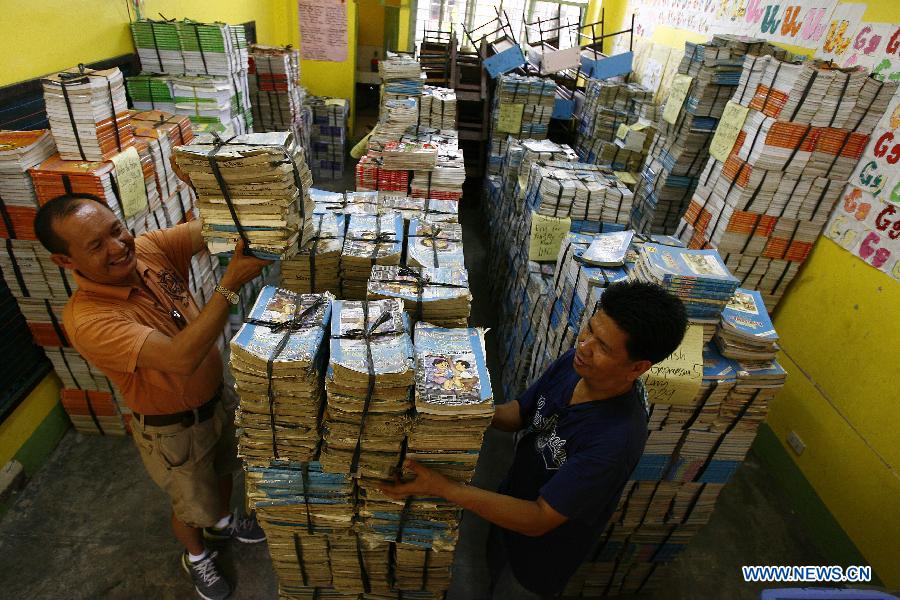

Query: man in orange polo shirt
[{"left": 34, "top": 193, "right": 270, "bottom": 600}]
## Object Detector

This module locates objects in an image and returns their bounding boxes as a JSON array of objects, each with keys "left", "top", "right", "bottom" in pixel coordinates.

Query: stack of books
[
  {"left": 280, "top": 210, "right": 345, "bottom": 295},
  {"left": 367, "top": 265, "right": 471, "bottom": 327},
  {"left": 488, "top": 74, "right": 557, "bottom": 174},
  {"left": 410, "top": 158, "right": 466, "bottom": 201},
  {"left": 308, "top": 97, "right": 349, "bottom": 180},
  {"left": 354, "top": 155, "right": 410, "bottom": 193},
  {"left": 248, "top": 45, "right": 305, "bottom": 136},
  {"left": 630, "top": 36, "right": 777, "bottom": 235},
  {"left": 408, "top": 322, "right": 494, "bottom": 483},
  {"left": 176, "top": 20, "right": 248, "bottom": 77},
  {"left": 129, "top": 18, "right": 184, "bottom": 74},
  {"left": 678, "top": 56, "right": 898, "bottom": 308},
  {"left": 125, "top": 75, "right": 176, "bottom": 113},
  {"left": 630, "top": 244, "right": 739, "bottom": 322},
  {"left": 339, "top": 213, "right": 404, "bottom": 299},
  {"left": 378, "top": 54, "right": 424, "bottom": 105},
  {"left": 419, "top": 86, "right": 457, "bottom": 129},
  {"left": 170, "top": 74, "right": 251, "bottom": 136},
  {"left": 381, "top": 141, "right": 438, "bottom": 171},
  {"left": 60, "top": 388, "right": 129, "bottom": 436},
  {"left": 45, "top": 347, "right": 112, "bottom": 391},
  {"left": 174, "top": 131, "right": 315, "bottom": 258},
  {"left": 321, "top": 299, "right": 414, "bottom": 481},
  {"left": 525, "top": 162, "right": 634, "bottom": 225},
  {"left": 370, "top": 98, "right": 419, "bottom": 147},
  {"left": 715, "top": 288, "right": 778, "bottom": 364},
  {"left": 0, "top": 276, "right": 48, "bottom": 424},
  {"left": 41, "top": 67, "right": 135, "bottom": 162},
  {"left": 0, "top": 130, "right": 57, "bottom": 230},
  {"left": 405, "top": 219, "right": 464, "bottom": 269}
]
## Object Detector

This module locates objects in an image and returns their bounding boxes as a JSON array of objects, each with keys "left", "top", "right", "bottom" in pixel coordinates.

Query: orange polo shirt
[{"left": 62, "top": 223, "right": 223, "bottom": 415}]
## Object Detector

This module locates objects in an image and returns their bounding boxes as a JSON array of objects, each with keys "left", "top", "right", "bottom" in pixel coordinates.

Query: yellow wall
[
  {"left": 589, "top": 0, "right": 900, "bottom": 587},
  {"left": 359, "top": 0, "right": 386, "bottom": 47}
]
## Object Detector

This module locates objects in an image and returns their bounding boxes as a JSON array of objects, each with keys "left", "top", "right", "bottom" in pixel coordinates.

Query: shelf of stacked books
[
  {"left": 677, "top": 55, "right": 897, "bottom": 309},
  {"left": 630, "top": 36, "right": 784, "bottom": 235}
]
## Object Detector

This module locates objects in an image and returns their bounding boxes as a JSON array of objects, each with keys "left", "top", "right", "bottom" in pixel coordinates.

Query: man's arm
[
  {"left": 491, "top": 400, "right": 523, "bottom": 432},
  {"left": 380, "top": 460, "right": 568, "bottom": 537},
  {"left": 136, "top": 240, "right": 270, "bottom": 376},
  {"left": 188, "top": 218, "right": 206, "bottom": 256}
]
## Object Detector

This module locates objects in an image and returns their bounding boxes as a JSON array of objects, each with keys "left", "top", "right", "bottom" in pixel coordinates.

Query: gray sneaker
[
  {"left": 204, "top": 512, "right": 266, "bottom": 544},
  {"left": 181, "top": 550, "right": 232, "bottom": 600}
]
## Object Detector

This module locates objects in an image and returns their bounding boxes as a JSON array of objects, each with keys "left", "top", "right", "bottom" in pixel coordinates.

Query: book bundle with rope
[{"left": 249, "top": 45, "right": 307, "bottom": 140}]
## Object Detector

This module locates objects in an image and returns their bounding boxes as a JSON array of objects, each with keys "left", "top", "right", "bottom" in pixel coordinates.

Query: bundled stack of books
[
  {"left": 126, "top": 75, "right": 177, "bottom": 113},
  {"left": 677, "top": 55, "right": 898, "bottom": 308},
  {"left": 339, "top": 213, "right": 404, "bottom": 299},
  {"left": 0, "top": 274, "right": 48, "bottom": 425},
  {"left": 630, "top": 36, "right": 777, "bottom": 235},
  {"left": 280, "top": 209, "right": 345, "bottom": 295},
  {"left": 378, "top": 54, "right": 424, "bottom": 106},
  {"left": 419, "top": 86, "right": 457, "bottom": 129},
  {"left": 381, "top": 141, "right": 438, "bottom": 171},
  {"left": 60, "top": 388, "right": 130, "bottom": 436},
  {"left": 41, "top": 67, "right": 136, "bottom": 162},
  {"left": 307, "top": 96, "right": 349, "bottom": 180},
  {"left": 0, "top": 130, "right": 56, "bottom": 235},
  {"left": 174, "top": 131, "right": 315, "bottom": 258},
  {"left": 354, "top": 155, "right": 410, "bottom": 193},
  {"left": 129, "top": 18, "right": 185, "bottom": 74},
  {"left": 405, "top": 220, "right": 464, "bottom": 269},
  {"left": 488, "top": 74, "right": 557, "bottom": 174},
  {"left": 249, "top": 45, "right": 305, "bottom": 137},
  {"left": 369, "top": 98, "right": 420, "bottom": 148},
  {"left": 230, "top": 287, "right": 332, "bottom": 466},
  {"left": 525, "top": 162, "right": 634, "bottom": 227},
  {"left": 367, "top": 265, "right": 471, "bottom": 327},
  {"left": 321, "top": 298, "right": 414, "bottom": 481}
]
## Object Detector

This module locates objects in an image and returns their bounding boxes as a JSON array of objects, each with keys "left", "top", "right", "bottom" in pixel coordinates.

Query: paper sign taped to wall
[
  {"left": 529, "top": 212, "right": 571, "bottom": 262},
  {"left": 662, "top": 74, "right": 693, "bottom": 124},
  {"left": 110, "top": 146, "right": 148, "bottom": 218},
  {"left": 299, "top": 0, "right": 348, "bottom": 62},
  {"left": 497, "top": 103, "right": 525, "bottom": 134},
  {"left": 710, "top": 101, "right": 750, "bottom": 162},
  {"left": 641, "top": 323, "right": 703, "bottom": 405}
]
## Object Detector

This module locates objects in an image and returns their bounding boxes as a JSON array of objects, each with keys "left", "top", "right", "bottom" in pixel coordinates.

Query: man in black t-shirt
[{"left": 381, "top": 281, "right": 687, "bottom": 597}]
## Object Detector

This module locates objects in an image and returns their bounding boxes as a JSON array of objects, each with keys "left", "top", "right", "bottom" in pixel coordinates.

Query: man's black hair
[
  {"left": 597, "top": 280, "right": 688, "bottom": 364},
  {"left": 33, "top": 194, "right": 110, "bottom": 255}
]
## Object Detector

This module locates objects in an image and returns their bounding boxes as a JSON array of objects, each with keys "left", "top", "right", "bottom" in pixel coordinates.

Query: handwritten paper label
[
  {"left": 497, "top": 103, "right": 525, "bottom": 134},
  {"left": 616, "top": 124, "right": 630, "bottom": 139},
  {"left": 298, "top": 0, "right": 348, "bottom": 62},
  {"left": 710, "top": 101, "right": 751, "bottom": 162},
  {"left": 110, "top": 146, "right": 148, "bottom": 218},
  {"left": 614, "top": 171, "right": 637, "bottom": 185},
  {"left": 641, "top": 324, "right": 704, "bottom": 405},
  {"left": 528, "top": 212, "right": 571, "bottom": 261},
  {"left": 662, "top": 74, "right": 693, "bottom": 125}
]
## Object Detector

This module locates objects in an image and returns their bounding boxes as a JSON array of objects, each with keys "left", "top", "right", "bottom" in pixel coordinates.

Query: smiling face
[
  {"left": 574, "top": 310, "right": 652, "bottom": 390},
  {"left": 49, "top": 201, "right": 137, "bottom": 285}
]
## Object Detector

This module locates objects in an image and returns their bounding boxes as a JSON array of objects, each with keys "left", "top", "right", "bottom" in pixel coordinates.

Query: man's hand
[
  {"left": 219, "top": 239, "right": 272, "bottom": 291},
  {"left": 379, "top": 459, "right": 455, "bottom": 500}
]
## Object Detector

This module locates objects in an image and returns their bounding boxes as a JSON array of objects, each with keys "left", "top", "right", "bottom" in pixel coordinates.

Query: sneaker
[
  {"left": 204, "top": 512, "right": 266, "bottom": 544},
  {"left": 181, "top": 550, "right": 232, "bottom": 600}
]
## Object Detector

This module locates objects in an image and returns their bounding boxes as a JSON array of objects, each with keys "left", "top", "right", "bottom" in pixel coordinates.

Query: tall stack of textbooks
[
  {"left": 369, "top": 98, "right": 419, "bottom": 148},
  {"left": 419, "top": 86, "right": 457, "bottom": 129},
  {"left": 488, "top": 74, "right": 556, "bottom": 174},
  {"left": 307, "top": 97, "right": 349, "bottom": 180},
  {"left": 565, "top": 289, "right": 786, "bottom": 596},
  {"left": 368, "top": 265, "right": 471, "bottom": 327},
  {"left": 174, "top": 131, "right": 315, "bottom": 259},
  {"left": 129, "top": 18, "right": 185, "bottom": 74},
  {"left": 0, "top": 273, "right": 48, "bottom": 425},
  {"left": 126, "top": 75, "right": 177, "bottom": 113},
  {"left": 378, "top": 54, "right": 424, "bottom": 107},
  {"left": 339, "top": 213, "right": 404, "bottom": 299},
  {"left": 677, "top": 56, "right": 897, "bottom": 308},
  {"left": 280, "top": 208, "right": 345, "bottom": 295},
  {"left": 630, "top": 36, "right": 778, "bottom": 234},
  {"left": 576, "top": 79, "right": 656, "bottom": 174},
  {"left": 248, "top": 45, "right": 305, "bottom": 137}
]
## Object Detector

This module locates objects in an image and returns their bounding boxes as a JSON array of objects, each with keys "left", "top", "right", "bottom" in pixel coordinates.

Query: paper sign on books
[
  {"left": 616, "top": 124, "right": 630, "bottom": 139},
  {"left": 641, "top": 324, "right": 703, "bottom": 406},
  {"left": 528, "top": 212, "right": 571, "bottom": 261},
  {"left": 497, "top": 103, "right": 525, "bottom": 134},
  {"left": 110, "top": 146, "right": 148, "bottom": 218},
  {"left": 710, "top": 101, "right": 750, "bottom": 162},
  {"left": 662, "top": 74, "right": 693, "bottom": 125},
  {"left": 614, "top": 171, "right": 637, "bottom": 185}
]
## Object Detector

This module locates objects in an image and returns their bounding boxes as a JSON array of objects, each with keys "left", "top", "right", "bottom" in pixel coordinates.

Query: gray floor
[{"left": 0, "top": 180, "right": 829, "bottom": 599}]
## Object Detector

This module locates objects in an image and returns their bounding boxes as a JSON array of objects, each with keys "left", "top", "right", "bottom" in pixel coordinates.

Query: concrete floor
[{"left": 0, "top": 180, "right": 830, "bottom": 599}]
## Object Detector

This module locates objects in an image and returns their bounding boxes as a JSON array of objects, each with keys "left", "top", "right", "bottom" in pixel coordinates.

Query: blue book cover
[
  {"left": 640, "top": 244, "right": 739, "bottom": 286},
  {"left": 702, "top": 343, "right": 739, "bottom": 381},
  {"left": 720, "top": 288, "right": 778, "bottom": 341},
  {"left": 328, "top": 299, "right": 413, "bottom": 377},
  {"left": 413, "top": 322, "right": 493, "bottom": 414},
  {"left": 342, "top": 213, "right": 404, "bottom": 259}
]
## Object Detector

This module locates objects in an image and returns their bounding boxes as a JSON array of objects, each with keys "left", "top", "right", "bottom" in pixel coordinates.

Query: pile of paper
[
  {"left": 0, "top": 130, "right": 56, "bottom": 213},
  {"left": 419, "top": 86, "right": 456, "bottom": 129},
  {"left": 408, "top": 322, "right": 493, "bottom": 483},
  {"left": 280, "top": 210, "right": 345, "bottom": 295},
  {"left": 321, "top": 299, "right": 414, "bottom": 481},
  {"left": 630, "top": 36, "right": 777, "bottom": 235},
  {"left": 41, "top": 67, "right": 135, "bottom": 161},
  {"left": 405, "top": 219, "right": 464, "bottom": 269},
  {"left": 230, "top": 287, "right": 332, "bottom": 466},
  {"left": 367, "top": 265, "right": 471, "bottom": 328},
  {"left": 340, "top": 213, "right": 404, "bottom": 299},
  {"left": 379, "top": 141, "right": 437, "bottom": 171},
  {"left": 249, "top": 45, "right": 304, "bottom": 135},
  {"left": 308, "top": 96, "right": 349, "bottom": 180},
  {"left": 174, "top": 131, "right": 314, "bottom": 258},
  {"left": 354, "top": 154, "right": 410, "bottom": 193},
  {"left": 130, "top": 19, "right": 185, "bottom": 74},
  {"left": 630, "top": 244, "right": 739, "bottom": 321},
  {"left": 677, "top": 55, "right": 898, "bottom": 308}
]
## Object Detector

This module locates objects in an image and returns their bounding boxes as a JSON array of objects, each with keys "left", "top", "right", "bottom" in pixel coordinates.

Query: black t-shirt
[{"left": 498, "top": 348, "right": 648, "bottom": 596}]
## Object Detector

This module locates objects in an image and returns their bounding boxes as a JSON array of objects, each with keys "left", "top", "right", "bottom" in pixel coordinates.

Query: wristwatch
[{"left": 215, "top": 284, "right": 239, "bottom": 305}]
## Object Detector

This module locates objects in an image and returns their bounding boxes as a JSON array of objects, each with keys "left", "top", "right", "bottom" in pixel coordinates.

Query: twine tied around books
[{"left": 374, "top": 265, "right": 467, "bottom": 323}]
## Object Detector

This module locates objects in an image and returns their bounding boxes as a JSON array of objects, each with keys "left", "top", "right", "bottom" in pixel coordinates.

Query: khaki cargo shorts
[{"left": 131, "top": 400, "right": 241, "bottom": 528}]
